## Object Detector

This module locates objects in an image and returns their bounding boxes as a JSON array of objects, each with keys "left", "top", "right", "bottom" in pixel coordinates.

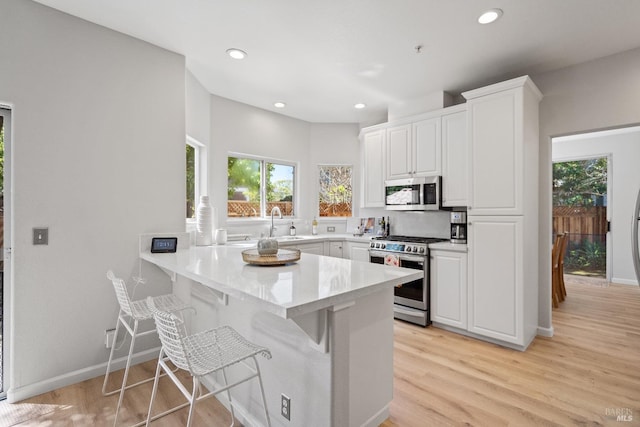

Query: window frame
[
  {"left": 186, "top": 135, "right": 207, "bottom": 222},
  {"left": 317, "top": 163, "right": 354, "bottom": 219},
  {"left": 227, "top": 152, "right": 298, "bottom": 220}
]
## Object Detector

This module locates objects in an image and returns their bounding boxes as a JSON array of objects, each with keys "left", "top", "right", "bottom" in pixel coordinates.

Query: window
[
  {"left": 228, "top": 155, "right": 295, "bottom": 218},
  {"left": 318, "top": 165, "right": 353, "bottom": 217},
  {"left": 186, "top": 136, "right": 206, "bottom": 219}
]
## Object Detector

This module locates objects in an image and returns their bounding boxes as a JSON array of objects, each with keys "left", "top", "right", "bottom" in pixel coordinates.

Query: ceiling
[{"left": 32, "top": 0, "right": 640, "bottom": 124}]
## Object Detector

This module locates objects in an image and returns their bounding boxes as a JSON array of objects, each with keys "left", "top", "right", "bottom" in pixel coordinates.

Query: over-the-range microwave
[{"left": 384, "top": 176, "right": 441, "bottom": 211}]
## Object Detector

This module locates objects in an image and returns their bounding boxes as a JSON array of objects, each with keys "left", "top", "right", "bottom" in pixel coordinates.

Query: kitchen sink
[{"left": 276, "top": 236, "right": 305, "bottom": 241}]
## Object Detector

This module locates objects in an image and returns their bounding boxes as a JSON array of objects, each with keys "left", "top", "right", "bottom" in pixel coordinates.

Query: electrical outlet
[
  {"left": 104, "top": 329, "right": 116, "bottom": 348},
  {"left": 327, "top": 226, "right": 336, "bottom": 232},
  {"left": 281, "top": 394, "right": 291, "bottom": 421}
]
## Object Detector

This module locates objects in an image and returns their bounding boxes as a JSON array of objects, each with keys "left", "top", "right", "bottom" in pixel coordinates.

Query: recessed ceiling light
[
  {"left": 354, "top": 103, "right": 366, "bottom": 109},
  {"left": 226, "top": 48, "right": 247, "bottom": 59},
  {"left": 274, "top": 102, "right": 286, "bottom": 108},
  {"left": 478, "top": 8, "right": 503, "bottom": 24}
]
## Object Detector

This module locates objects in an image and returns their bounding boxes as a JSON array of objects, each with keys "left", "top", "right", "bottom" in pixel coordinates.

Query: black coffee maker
[{"left": 450, "top": 211, "right": 467, "bottom": 244}]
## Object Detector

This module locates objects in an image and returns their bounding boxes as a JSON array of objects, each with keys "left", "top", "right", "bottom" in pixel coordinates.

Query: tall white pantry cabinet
[{"left": 463, "top": 76, "right": 542, "bottom": 348}]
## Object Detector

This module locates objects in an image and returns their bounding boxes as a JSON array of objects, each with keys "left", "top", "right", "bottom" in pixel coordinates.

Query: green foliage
[
  {"left": 186, "top": 145, "right": 195, "bottom": 217},
  {"left": 227, "top": 157, "right": 262, "bottom": 201},
  {"left": 0, "top": 126, "right": 4, "bottom": 194},
  {"left": 565, "top": 239, "right": 606, "bottom": 270},
  {"left": 553, "top": 158, "right": 606, "bottom": 206}
]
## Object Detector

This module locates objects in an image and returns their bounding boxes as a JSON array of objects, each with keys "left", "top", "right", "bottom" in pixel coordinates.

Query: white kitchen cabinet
[
  {"left": 467, "top": 216, "right": 523, "bottom": 344},
  {"left": 412, "top": 117, "right": 441, "bottom": 176},
  {"left": 431, "top": 249, "right": 467, "bottom": 329},
  {"left": 386, "top": 124, "right": 412, "bottom": 179},
  {"left": 361, "top": 129, "right": 386, "bottom": 208},
  {"left": 462, "top": 76, "right": 541, "bottom": 349},
  {"left": 326, "top": 241, "right": 344, "bottom": 258},
  {"left": 386, "top": 118, "right": 441, "bottom": 179},
  {"left": 464, "top": 76, "right": 542, "bottom": 216},
  {"left": 345, "top": 241, "right": 371, "bottom": 262},
  {"left": 441, "top": 110, "right": 467, "bottom": 207},
  {"left": 294, "top": 242, "right": 324, "bottom": 255}
]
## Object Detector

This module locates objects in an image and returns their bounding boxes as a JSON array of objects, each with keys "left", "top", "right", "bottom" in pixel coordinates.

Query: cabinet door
[
  {"left": 413, "top": 117, "right": 441, "bottom": 176},
  {"left": 348, "top": 242, "right": 371, "bottom": 262},
  {"left": 467, "top": 216, "right": 523, "bottom": 344},
  {"left": 328, "top": 241, "right": 344, "bottom": 258},
  {"left": 386, "top": 124, "right": 412, "bottom": 179},
  {"left": 468, "top": 90, "right": 523, "bottom": 215},
  {"left": 361, "top": 130, "right": 386, "bottom": 207},
  {"left": 441, "top": 111, "right": 467, "bottom": 207},
  {"left": 431, "top": 250, "right": 467, "bottom": 329},
  {"left": 296, "top": 243, "right": 324, "bottom": 255}
]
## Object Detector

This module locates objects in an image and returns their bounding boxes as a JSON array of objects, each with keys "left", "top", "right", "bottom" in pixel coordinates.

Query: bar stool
[
  {"left": 103, "top": 270, "right": 190, "bottom": 426},
  {"left": 145, "top": 296, "right": 272, "bottom": 427}
]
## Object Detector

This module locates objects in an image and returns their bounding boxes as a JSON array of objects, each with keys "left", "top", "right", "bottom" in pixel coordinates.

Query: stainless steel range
[{"left": 369, "top": 235, "right": 445, "bottom": 326}]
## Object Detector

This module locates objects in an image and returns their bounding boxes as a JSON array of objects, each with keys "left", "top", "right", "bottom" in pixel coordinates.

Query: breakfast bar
[{"left": 140, "top": 237, "right": 422, "bottom": 427}]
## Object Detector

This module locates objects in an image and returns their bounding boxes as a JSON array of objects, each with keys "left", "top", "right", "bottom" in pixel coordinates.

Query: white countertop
[
  {"left": 429, "top": 241, "right": 468, "bottom": 252},
  {"left": 141, "top": 245, "right": 422, "bottom": 319}
]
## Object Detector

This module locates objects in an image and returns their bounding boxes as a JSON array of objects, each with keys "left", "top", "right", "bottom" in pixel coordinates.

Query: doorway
[
  {"left": 552, "top": 156, "right": 610, "bottom": 279},
  {"left": 0, "top": 106, "right": 9, "bottom": 399}
]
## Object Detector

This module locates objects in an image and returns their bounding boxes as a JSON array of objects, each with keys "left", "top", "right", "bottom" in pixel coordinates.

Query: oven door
[{"left": 369, "top": 250, "right": 427, "bottom": 310}]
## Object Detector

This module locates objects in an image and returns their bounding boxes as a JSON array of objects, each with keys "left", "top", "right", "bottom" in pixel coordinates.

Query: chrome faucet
[{"left": 270, "top": 206, "right": 282, "bottom": 238}]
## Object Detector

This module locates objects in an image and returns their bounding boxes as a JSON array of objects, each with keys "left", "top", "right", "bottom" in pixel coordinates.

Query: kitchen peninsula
[{"left": 140, "top": 234, "right": 422, "bottom": 427}]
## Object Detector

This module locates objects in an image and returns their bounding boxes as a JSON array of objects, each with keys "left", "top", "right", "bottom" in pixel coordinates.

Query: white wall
[
  {"left": 532, "top": 47, "right": 640, "bottom": 331},
  {"left": 0, "top": 0, "right": 185, "bottom": 400},
  {"left": 552, "top": 127, "right": 640, "bottom": 285},
  {"left": 209, "top": 95, "right": 362, "bottom": 238}
]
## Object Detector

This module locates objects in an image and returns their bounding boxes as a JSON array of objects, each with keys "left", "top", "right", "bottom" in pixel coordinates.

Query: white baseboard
[
  {"left": 6, "top": 347, "right": 160, "bottom": 403},
  {"left": 611, "top": 277, "right": 638, "bottom": 286},
  {"left": 362, "top": 404, "right": 390, "bottom": 427},
  {"left": 536, "top": 326, "right": 554, "bottom": 337}
]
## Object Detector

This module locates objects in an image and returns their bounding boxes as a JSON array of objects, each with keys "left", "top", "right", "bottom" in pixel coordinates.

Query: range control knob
[
  {"left": 405, "top": 246, "right": 412, "bottom": 253},
  {"left": 381, "top": 243, "right": 386, "bottom": 249},
  {"left": 413, "top": 247, "right": 418, "bottom": 253},
  {"left": 419, "top": 247, "right": 425, "bottom": 254},
  {"left": 370, "top": 242, "right": 375, "bottom": 248}
]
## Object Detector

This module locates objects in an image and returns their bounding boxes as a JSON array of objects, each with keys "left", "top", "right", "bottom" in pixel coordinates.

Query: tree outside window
[
  {"left": 319, "top": 165, "right": 352, "bottom": 217},
  {"left": 227, "top": 156, "right": 295, "bottom": 218}
]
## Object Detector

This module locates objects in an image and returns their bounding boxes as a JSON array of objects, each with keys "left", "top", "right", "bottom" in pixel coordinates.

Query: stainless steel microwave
[{"left": 384, "top": 176, "right": 441, "bottom": 211}]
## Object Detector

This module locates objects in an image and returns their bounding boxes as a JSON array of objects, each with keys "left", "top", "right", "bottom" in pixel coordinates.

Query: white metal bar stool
[
  {"left": 145, "top": 296, "right": 272, "bottom": 427},
  {"left": 103, "top": 270, "right": 190, "bottom": 426}
]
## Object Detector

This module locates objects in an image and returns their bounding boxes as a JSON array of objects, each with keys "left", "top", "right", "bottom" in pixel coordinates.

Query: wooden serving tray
[{"left": 241, "top": 248, "right": 301, "bottom": 266}]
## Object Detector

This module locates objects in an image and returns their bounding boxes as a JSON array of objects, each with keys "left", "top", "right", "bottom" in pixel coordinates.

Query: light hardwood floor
[{"left": 1, "top": 276, "right": 639, "bottom": 426}]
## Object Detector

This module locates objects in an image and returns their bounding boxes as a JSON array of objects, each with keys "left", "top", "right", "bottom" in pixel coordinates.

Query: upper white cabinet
[
  {"left": 441, "top": 110, "right": 467, "bottom": 207},
  {"left": 386, "top": 118, "right": 441, "bottom": 179},
  {"left": 464, "top": 76, "right": 542, "bottom": 216},
  {"left": 386, "top": 124, "right": 412, "bottom": 179},
  {"left": 361, "top": 129, "right": 386, "bottom": 208},
  {"left": 413, "top": 117, "right": 441, "bottom": 176}
]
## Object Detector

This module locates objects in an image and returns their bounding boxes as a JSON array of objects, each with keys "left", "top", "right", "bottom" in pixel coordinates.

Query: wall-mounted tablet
[{"left": 151, "top": 237, "right": 178, "bottom": 253}]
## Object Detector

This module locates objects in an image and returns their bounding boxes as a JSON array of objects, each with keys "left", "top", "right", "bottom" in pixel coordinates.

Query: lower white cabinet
[
  {"left": 467, "top": 216, "right": 527, "bottom": 346},
  {"left": 345, "top": 241, "right": 371, "bottom": 262},
  {"left": 430, "top": 249, "right": 467, "bottom": 329},
  {"left": 326, "top": 241, "right": 344, "bottom": 258},
  {"left": 294, "top": 242, "right": 324, "bottom": 255}
]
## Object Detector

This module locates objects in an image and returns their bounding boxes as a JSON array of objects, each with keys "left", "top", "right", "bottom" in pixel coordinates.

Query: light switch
[{"left": 33, "top": 227, "right": 49, "bottom": 245}]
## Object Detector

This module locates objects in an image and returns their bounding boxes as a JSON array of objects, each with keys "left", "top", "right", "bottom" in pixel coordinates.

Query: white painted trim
[
  {"left": 361, "top": 404, "right": 390, "bottom": 427},
  {"left": 6, "top": 347, "right": 160, "bottom": 403},
  {"left": 611, "top": 277, "right": 639, "bottom": 286},
  {"left": 536, "top": 326, "right": 554, "bottom": 337}
]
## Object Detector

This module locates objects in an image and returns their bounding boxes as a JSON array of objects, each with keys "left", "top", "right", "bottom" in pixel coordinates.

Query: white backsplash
[{"left": 349, "top": 209, "right": 451, "bottom": 239}]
